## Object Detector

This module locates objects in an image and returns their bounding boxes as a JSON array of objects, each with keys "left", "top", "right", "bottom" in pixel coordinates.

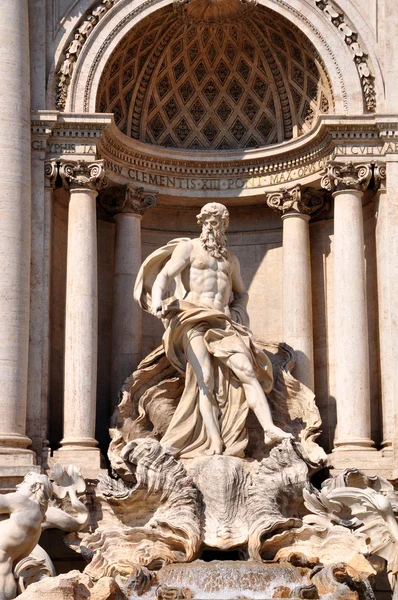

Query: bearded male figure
[{"left": 134, "top": 202, "right": 292, "bottom": 458}]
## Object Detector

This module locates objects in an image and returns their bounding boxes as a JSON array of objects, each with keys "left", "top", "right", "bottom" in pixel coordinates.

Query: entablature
[{"left": 32, "top": 111, "right": 393, "bottom": 199}]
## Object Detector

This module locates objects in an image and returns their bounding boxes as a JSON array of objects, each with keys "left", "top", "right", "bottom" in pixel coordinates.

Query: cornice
[{"left": 98, "top": 114, "right": 389, "bottom": 172}]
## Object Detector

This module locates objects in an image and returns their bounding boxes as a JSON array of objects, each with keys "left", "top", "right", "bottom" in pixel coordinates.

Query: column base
[
  {"left": 0, "top": 434, "right": 39, "bottom": 491},
  {"left": 328, "top": 447, "right": 394, "bottom": 479},
  {"left": 0, "top": 464, "right": 42, "bottom": 492},
  {"left": 0, "top": 432, "right": 33, "bottom": 449},
  {"left": 333, "top": 437, "right": 375, "bottom": 450},
  {"left": 0, "top": 439, "right": 38, "bottom": 493},
  {"left": 51, "top": 446, "right": 107, "bottom": 479}
]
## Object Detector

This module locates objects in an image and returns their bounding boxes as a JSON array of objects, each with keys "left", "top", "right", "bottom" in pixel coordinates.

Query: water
[{"left": 129, "top": 560, "right": 309, "bottom": 599}]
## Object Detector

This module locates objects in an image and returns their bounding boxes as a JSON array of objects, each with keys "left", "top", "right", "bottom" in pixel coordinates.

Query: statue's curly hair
[
  {"left": 18, "top": 472, "right": 53, "bottom": 499},
  {"left": 196, "top": 202, "right": 229, "bottom": 230}
]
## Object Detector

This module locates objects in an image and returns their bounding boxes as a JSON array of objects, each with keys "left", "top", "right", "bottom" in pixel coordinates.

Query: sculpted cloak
[{"left": 134, "top": 239, "right": 273, "bottom": 458}]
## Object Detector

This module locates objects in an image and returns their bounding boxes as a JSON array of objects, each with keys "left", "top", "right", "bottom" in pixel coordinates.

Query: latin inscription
[
  {"left": 31, "top": 141, "right": 96, "bottom": 154},
  {"left": 333, "top": 142, "right": 398, "bottom": 156},
  {"left": 104, "top": 158, "right": 329, "bottom": 191}
]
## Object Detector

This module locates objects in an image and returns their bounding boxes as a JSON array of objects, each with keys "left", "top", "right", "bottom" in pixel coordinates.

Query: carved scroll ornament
[
  {"left": 266, "top": 185, "right": 324, "bottom": 216},
  {"left": 321, "top": 161, "right": 372, "bottom": 193}
]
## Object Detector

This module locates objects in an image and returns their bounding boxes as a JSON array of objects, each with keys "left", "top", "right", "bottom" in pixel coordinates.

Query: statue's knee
[{"left": 238, "top": 363, "right": 256, "bottom": 383}]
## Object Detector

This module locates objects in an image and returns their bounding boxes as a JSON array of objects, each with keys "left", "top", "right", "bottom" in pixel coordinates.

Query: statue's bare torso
[
  {"left": 181, "top": 239, "right": 234, "bottom": 312},
  {"left": 152, "top": 238, "right": 243, "bottom": 317}
]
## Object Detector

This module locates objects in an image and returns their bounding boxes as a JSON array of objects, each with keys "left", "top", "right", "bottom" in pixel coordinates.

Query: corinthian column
[
  {"left": 267, "top": 186, "right": 322, "bottom": 390},
  {"left": 100, "top": 186, "right": 156, "bottom": 405},
  {"left": 322, "top": 162, "right": 374, "bottom": 452},
  {"left": 0, "top": 0, "right": 36, "bottom": 471},
  {"left": 55, "top": 160, "right": 106, "bottom": 475}
]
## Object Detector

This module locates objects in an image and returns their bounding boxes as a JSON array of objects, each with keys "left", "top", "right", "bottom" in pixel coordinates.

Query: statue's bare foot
[
  {"left": 205, "top": 439, "right": 224, "bottom": 455},
  {"left": 264, "top": 426, "right": 293, "bottom": 446}
]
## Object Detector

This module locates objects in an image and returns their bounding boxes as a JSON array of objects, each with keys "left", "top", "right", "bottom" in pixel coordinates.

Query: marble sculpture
[
  {"left": 136, "top": 202, "right": 292, "bottom": 455},
  {"left": 5, "top": 203, "right": 398, "bottom": 600},
  {"left": 0, "top": 465, "right": 88, "bottom": 600}
]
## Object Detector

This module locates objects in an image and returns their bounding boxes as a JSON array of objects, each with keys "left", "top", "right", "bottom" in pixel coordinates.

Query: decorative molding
[
  {"left": 98, "top": 118, "right": 334, "bottom": 179},
  {"left": 273, "top": 0, "right": 347, "bottom": 112},
  {"left": 83, "top": 0, "right": 160, "bottom": 112},
  {"left": 266, "top": 185, "right": 324, "bottom": 216},
  {"left": 373, "top": 162, "right": 386, "bottom": 189},
  {"left": 82, "top": 0, "right": 345, "bottom": 120},
  {"left": 173, "top": 0, "right": 258, "bottom": 25},
  {"left": 32, "top": 112, "right": 393, "bottom": 197},
  {"left": 44, "top": 159, "right": 59, "bottom": 189},
  {"left": 313, "top": 0, "right": 376, "bottom": 112},
  {"left": 129, "top": 19, "right": 181, "bottom": 140},
  {"left": 56, "top": 0, "right": 117, "bottom": 110},
  {"left": 96, "top": 3, "right": 333, "bottom": 149},
  {"left": 249, "top": 20, "right": 293, "bottom": 141},
  {"left": 58, "top": 159, "right": 107, "bottom": 191},
  {"left": 99, "top": 185, "right": 157, "bottom": 216},
  {"left": 321, "top": 161, "right": 373, "bottom": 193}
]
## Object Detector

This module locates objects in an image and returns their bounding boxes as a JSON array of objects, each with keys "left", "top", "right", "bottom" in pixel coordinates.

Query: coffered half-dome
[{"left": 97, "top": 2, "right": 334, "bottom": 151}]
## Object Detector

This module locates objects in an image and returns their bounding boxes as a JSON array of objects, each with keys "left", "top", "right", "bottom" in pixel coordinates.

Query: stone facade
[{"left": 1, "top": 0, "right": 398, "bottom": 597}]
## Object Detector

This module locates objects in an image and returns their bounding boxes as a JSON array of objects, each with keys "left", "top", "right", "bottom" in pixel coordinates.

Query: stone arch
[{"left": 54, "top": 0, "right": 377, "bottom": 119}]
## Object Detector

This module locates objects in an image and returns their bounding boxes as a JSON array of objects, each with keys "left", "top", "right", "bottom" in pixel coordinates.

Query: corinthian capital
[
  {"left": 59, "top": 160, "right": 107, "bottom": 192},
  {"left": 321, "top": 161, "right": 372, "bottom": 193},
  {"left": 266, "top": 185, "right": 324, "bottom": 216},
  {"left": 99, "top": 185, "right": 156, "bottom": 216}
]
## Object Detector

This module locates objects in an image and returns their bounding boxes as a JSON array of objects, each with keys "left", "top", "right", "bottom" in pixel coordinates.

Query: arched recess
[{"left": 58, "top": 0, "right": 373, "bottom": 118}]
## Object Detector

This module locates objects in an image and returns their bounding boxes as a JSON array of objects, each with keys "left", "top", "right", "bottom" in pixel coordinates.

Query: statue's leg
[
  {"left": 186, "top": 335, "right": 224, "bottom": 455},
  {"left": 226, "top": 353, "right": 293, "bottom": 445},
  {"left": 0, "top": 551, "right": 17, "bottom": 600}
]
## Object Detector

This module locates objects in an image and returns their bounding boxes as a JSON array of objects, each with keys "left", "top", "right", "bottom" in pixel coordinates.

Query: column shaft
[
  {"left": 62, "top": 187, "right": 98, "bottom": 448},
  {"left": 111, "top": 213, "right": 142, "bottom": 403},
  {"left": 0, "top": 0, "right": 34, "bottom": 460},
  {"left": 333, "top": 190, "right": 373, "bottom": 448},
  {"left": 282, "top": 213, "right": 314, "bottom": 390}
]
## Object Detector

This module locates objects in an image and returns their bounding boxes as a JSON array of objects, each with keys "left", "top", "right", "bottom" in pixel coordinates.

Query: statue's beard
[{"left": 200, "top": 226, "right": 228, "bottom": 259}]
